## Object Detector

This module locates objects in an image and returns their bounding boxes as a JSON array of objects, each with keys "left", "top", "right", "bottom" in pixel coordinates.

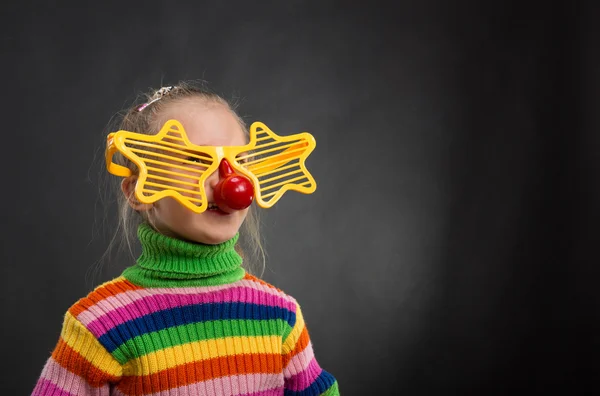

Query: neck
[{"left": 122, "top": 223, "right": 245, "bottom": 287}]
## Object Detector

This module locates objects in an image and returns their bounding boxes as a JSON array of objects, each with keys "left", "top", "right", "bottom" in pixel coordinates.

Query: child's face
[{"left": 147, "top": 98, "right": 249, "bottom": 244}]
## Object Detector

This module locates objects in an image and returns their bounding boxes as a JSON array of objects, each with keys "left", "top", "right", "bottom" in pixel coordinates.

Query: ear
[{"left": 121, "top": 176, "right": 153, "bottom": 212}]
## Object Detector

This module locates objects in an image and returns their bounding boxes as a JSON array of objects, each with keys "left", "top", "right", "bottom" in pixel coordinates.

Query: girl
[{"left": 32, "top": 82, "right": 339, "bottom": 395}]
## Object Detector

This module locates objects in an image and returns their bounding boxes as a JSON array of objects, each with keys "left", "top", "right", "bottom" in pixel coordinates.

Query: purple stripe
[
  {"left": 32, "top": 379, "right": 77, "bottom": 396},
  {"left": 239, "top": 390, "right": 285, "bottom": 396},
  {"left": 86, "top": 286, "right": 297, "bottom": 338},
  {"left": 285, "top": 358, "right": 323, "bottom": 391},
  {"left": 77, "top": 278, "right": 294, "bottom": 327}
]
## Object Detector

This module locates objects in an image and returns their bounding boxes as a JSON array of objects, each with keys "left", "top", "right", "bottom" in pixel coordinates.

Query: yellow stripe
[
  {"left": 106, "top": 275, "right": 127, "bottom": 284},
  {"left": 92, "top": 275, "right": 127, "bottom": 289},
  {"left": 127, "top": 335, "right": 282, "bottom": 376},
  {"left": 61, "top": 312, "right": 123, "bottom": 377},
  {"left": 282, "top": 302, "right": 305, "bottom": 354}
]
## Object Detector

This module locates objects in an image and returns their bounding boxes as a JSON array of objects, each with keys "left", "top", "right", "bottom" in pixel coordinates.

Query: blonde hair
[{"left": 100, "top": 81, "right": 265, "bottom": 277}]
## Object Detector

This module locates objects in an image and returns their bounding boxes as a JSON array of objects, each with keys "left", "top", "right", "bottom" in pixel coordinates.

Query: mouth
[{"left": 206, "top": 202, "right": 229, "bottom": 215}]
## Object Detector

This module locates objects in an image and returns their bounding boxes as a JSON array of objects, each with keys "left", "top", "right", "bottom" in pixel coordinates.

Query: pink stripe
[
  {"left": 283, "top": 341, "right": 315, "bottom": 377},
  {"left": 77, "top": 279, "right": 295, "bottom": 326},
  {"left": 285, "top": 358, "right": 323, "bottom": 392},
  {"left": 33, "top": 359, "right": 108, "bottom": 396},
  {"left": 84, "top": 286, "right": 296, "bottom": 338},
  {"left": 111, "top": 373, "right": 283, "bottom": 396}
]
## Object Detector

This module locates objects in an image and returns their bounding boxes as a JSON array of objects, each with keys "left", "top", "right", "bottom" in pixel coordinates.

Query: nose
[
  {"left": 206, "top": 165, "right": 220, "bottom": 190},
  {"left": 212, "top": 159, "right": 254, "bottom": 213}
]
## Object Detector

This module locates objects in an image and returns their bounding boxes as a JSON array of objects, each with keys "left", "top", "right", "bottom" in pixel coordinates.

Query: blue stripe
[
  {"left": 284, "top": 371, "right": 337, "bottom": 396},
  {"left": 98, "top": 302, "right": 293, "bottom": 353}
]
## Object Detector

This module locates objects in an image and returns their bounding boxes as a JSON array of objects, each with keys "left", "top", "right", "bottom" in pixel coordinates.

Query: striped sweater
[{"left": 33, "top": 224, "right": 339, "bottom": 395}]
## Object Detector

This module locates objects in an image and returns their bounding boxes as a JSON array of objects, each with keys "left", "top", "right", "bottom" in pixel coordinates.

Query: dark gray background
[{"left": 2, "top": 0, "right": 599, "bottom": 394}]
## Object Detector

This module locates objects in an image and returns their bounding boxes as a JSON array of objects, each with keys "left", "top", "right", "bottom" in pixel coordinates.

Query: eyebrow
[{"left": 179, "top": 148, "right": 213, "bottom": 159}]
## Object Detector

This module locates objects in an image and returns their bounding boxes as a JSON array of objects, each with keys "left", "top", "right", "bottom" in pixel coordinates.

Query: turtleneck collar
[{"left": 122, "top": 223, "right": 245, "bottom": 287}]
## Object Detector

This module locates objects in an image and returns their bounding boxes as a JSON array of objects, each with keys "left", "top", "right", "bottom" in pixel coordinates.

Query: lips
[{"left": 207, "top": 202, "right": 229, "bottom": 215}]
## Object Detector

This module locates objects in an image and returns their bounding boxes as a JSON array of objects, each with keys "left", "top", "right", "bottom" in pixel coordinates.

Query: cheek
[
  {"left": 237, "top": 208, "right": 250, "bottom": 224},
  {"left": 153, "top": 198, "right": 186, "bottom": 219}
]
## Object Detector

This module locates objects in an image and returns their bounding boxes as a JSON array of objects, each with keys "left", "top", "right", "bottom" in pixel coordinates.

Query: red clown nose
[{"left": 213, "top": 159, "right": 254, "bottom": 213}]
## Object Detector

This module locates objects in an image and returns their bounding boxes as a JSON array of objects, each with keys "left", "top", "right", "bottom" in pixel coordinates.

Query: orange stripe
[
  {"left": 52, "top": 338, "right": 120, "bottom": 387},
  {"left": 282, "top": 326, "right": 310, "bottom": 367},
  {"left": 116, "top": 353, "right": 282, "bottom": 394},
  {"left": 68, "top": 278, "right": 142, "bottom": 317}
]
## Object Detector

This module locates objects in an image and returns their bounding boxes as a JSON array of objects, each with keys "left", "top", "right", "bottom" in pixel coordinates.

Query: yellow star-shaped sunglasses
[{"left": 105, "top": 120, "right": 316, "bottom": 213}]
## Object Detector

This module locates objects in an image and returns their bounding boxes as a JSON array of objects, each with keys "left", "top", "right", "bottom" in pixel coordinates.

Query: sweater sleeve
[
  {"left": 32, "top": 311, "right": 123, "bottom": 395},
  {"left": 282, "top": 302, "right": 339, "bottom": 396}
]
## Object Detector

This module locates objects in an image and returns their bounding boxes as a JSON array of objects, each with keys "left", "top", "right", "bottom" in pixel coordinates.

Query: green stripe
[
  {"left": 322, "top": 381, "right": 340, "bottom": 396},
  {"left": 111, "top": 318, "right": 286, "bottom": 362},
  {"left": 282, "top": 321, "right": 294, "bottom": 341}
]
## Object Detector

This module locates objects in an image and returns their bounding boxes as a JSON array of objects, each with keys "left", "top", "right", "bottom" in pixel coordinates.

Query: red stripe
[
  {"left": 116, "top": 353, "right": 283, "bottom": 394},
  {"left": 51, "top": 338, "right": 120, "bottom": 387}
]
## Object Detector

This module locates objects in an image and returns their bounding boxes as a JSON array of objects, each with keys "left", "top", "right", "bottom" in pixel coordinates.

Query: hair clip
[{"left": 136, "top": 86, "right": 176, "bottom": 112}]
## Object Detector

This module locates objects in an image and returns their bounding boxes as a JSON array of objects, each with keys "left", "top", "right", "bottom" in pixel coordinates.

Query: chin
[
  {"left": 152, "top": 202, "right": 245, "bottom": 245},
  {"left": 194, "top": 232, "right": 234, "bottom": 245},
  {"left": 179, "top": 225, "right": 238, "bottom": 245}
]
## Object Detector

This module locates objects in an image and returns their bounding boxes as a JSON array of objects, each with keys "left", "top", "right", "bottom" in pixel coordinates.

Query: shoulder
[
  {"left": 66, "top": 274, "right": 302, "bottom": 331},
  {"left": 67, "top": 276, "right": 143, "bottom": 327},
  {"left": 238, "top": 273, "right": 302, "bottom": 329},
  {"left": 239, "top": 273, "right": 299, "bottom": 306}
]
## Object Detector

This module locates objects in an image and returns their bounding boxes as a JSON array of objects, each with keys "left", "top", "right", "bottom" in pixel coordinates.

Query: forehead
[{"left": 158, "top": 98, "right": 246, "bottom": 147}]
